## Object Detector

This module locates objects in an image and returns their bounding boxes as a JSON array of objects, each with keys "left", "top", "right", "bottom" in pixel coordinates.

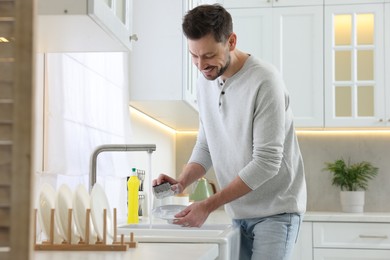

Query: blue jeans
[{"left": 233, "top": 213, "right": 302, "bottom": 260}]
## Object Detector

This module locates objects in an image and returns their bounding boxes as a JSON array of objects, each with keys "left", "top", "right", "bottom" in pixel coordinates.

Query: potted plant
[{"left": 323, "top": 159, "right": 379, "bottom": 213}]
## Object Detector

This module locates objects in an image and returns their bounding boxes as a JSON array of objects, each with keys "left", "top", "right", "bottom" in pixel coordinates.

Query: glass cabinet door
[
  {"left": 325, "top": 4, "right": 385, "bottom": 127},
  {"left": 88, "top": 0, "right": 133, "bottom": 50}
]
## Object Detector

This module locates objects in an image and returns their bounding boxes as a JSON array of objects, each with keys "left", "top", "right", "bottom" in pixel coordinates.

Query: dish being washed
[{"left": 152, "top": 204, "right": 186, "bottom": 224}]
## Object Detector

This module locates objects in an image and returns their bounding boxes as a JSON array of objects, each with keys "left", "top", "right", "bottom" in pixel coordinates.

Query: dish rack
[{"left": 34, "top": 208, "right": 136, "bottom": 251}]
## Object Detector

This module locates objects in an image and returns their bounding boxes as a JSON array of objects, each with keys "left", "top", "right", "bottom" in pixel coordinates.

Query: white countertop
[
  {"left": 33, "top": 243, "right": 218, "bottom": 260},
  {"left": 32, "top": 210, "right": 231, "bottom": 260},
  {"left": 303, "top": 211, "right": 390, "bottom": 223},
  {"left": 32, "top": 210, "right": 390, "bottom": 259}
]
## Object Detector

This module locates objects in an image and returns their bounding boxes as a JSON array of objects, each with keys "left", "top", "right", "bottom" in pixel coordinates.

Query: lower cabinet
[
  {"left": 292, "top": 220, "right": 390, "bottom": 260},
  {"left": 314, "top": 249, "right": 390, "bottom": 260}
]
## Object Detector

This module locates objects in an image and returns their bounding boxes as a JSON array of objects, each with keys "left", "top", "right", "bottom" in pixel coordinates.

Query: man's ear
[{"left": 228, "top": 33, "right": 237, "bottom": 50}]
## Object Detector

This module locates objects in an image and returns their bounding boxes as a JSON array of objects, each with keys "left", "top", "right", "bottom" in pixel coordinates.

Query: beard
[{"left": 202, "top": 55, "right": 231, "bottom": 81}]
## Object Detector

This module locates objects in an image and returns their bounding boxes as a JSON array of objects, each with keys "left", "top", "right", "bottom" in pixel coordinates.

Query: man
[{"left": 153, "top": 4, "right": 306, "bottom": 260}]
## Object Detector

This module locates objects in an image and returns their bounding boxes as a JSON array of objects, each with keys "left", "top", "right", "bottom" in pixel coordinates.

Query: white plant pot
[{"left": 340, "top": 191, "right": 365, "bottom": 213}]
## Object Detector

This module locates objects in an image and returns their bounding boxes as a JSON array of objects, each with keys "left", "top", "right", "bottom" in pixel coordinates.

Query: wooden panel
[
  {"left": 0, "top": 208, "right": 10, "bottom": 227},
  {"left": 0, "top": 21, "right": 13, "bottom": 37},
  {"left": 0, "top": 123, "right": 12, "bottom": 141},
  {"left": 0, "top": 102, "right": 13, "bottom": 121},
  {"left": 0, "top": 145, "right": 11, "bottom": 165},
  {"left": 0, "top": 227, "right": 10, "bottom": 246},
  {"left": 10, "top": 0, "right": 34, "bottom": 258},
  {"left": 0, "top": 162, "right": 11, "bottom": 185},
  {"left": 0, "top": 61, "right": 13, "bottom": 83},
  {"left": 0, "top": 1, "right": 14, "bottom": 18},
  {"left": 0, "top": 186, "right": 10, "bottom": 207},
  {"left": 0, "top": 82, "right": 13, "bottom": 99},
  {"left": 0, "top": 42, "right": 14, "bottom": 59}
]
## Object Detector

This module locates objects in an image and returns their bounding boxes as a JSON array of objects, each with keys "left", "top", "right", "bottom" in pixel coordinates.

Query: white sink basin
[{"left": 117, "top": 223, "right": 240, "bottom": 260}]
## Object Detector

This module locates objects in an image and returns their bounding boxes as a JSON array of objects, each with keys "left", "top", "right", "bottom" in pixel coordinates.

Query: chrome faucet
[{"left": 89, "top": 144, "right": 156, "bottom": 192}]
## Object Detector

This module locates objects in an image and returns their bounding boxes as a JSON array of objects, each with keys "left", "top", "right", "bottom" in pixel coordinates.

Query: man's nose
[{"left": 197, "top": 58, "right": 207, "bottom": 70}]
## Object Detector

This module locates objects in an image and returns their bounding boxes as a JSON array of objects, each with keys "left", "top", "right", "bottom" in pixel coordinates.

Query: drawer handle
[{"left": 359, "top": 235, "right": 388, "bottom": 239}]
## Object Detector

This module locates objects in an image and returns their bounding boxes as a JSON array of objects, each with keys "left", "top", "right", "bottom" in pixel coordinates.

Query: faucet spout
[{"left": 89, "top": 144, "right": 156, "bottom": 192}]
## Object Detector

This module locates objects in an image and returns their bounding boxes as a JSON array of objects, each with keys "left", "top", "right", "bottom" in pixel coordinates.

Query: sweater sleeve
[
  {"left": 238, "top": 72, "right": 287, "bottom": 190},
  {"left": 188, "top": 118, "right": 213, "bottom": 172}
]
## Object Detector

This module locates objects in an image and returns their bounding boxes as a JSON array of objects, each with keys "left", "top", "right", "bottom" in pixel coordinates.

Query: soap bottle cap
[{"left": 131, "top": 168, "right": 137, "bottom": 176}]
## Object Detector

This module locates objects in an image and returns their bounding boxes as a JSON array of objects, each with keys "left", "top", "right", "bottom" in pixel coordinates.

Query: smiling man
[{"left": 153, "top": 4, "right": 307, "bottom": 260}]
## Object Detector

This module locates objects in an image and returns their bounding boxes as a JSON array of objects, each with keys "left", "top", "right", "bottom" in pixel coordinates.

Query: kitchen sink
[{"left": 117, "top": 223, "right": 240, "bottom": 260}]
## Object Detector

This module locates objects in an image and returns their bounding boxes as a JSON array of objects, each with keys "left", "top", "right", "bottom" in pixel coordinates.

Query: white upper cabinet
[
  {"left": 37, "top": 0, "right": 135, "bottom": 52},
  {"left": 129, "top": 0, "right": 199, "bottom": 131},
  {"left": 228, "top": 3, "right": 324, "bottom": 127},
  {"left": 222, "top": 0, "right": 323, "bottom": 8},
  {"left": 324, "top": 4, "right": 386, "bottom": 127},
  {"left": 325, "top": 0, "right": 386, "bottom": 5},
  {"left": 273, "top": 7, "right": 324, "bottom": 127}
]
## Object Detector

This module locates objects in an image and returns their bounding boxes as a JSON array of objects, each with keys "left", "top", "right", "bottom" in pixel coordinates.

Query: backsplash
[
  {"left": 297, "top": 131, "right": 390, "bottom": 212},
  {"left": 176, "top": 131, "right": 390, "bottom": 212}
]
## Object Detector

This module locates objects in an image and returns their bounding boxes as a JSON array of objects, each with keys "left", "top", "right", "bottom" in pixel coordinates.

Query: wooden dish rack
[{"left": 34, "top": 208, "right": 136, "bottom": 251}]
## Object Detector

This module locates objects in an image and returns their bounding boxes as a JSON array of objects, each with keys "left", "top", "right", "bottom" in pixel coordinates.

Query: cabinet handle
[
  {"left": 359, "top": 235, "right": 388, "bottom": 239},
  {"left": 130, "top": 34, "right": 138, "bottom": 42},
  {"left": 379, "top": 119, "right": 383, "bottom": 122}
]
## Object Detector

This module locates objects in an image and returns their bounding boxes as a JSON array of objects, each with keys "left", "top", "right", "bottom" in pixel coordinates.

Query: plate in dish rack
[
  {"left": 90, "top": 183, "right": 113, "bottom": 242},
  {"left": 38, "top": 183, "right": 61, "bottom": 243},
  {"left": 72, "top": 184, "right": 97, "bottom": 242},
  {"left": 55, "top": 184, "right": 79, "bottom": 243}
]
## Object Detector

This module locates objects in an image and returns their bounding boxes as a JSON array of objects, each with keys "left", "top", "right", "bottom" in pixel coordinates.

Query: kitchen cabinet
[
  {"left": 291, "top": 212, "right": 390, "bottom": 260},
  {"left": 129, "top": 0, "right": 199, "bottom": 131},
  {"left": 227, "top": 2, "right": 324, "bottom": 127},
  {"left": 37, "top": 0, "right": 135, "bottom": 52},
  {"left": 324, "top": 3, "right": 387, "bottom": 127},
  {"left": 325, "top": 0, "right": 386, "bottom": 5},
  {"left": 222, "top": 0, "right": 323, "bottom": 8},
  {"left": 313, "top": 222, "right": 390, "bottom": 259}
]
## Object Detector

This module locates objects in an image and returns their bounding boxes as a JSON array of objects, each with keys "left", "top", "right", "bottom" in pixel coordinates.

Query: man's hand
[
  {"left": 152, "top": 174, "right": 185, "bottom": 194},
  {"left": 172, "top": 201, "right": 211, "bottom": 228}
]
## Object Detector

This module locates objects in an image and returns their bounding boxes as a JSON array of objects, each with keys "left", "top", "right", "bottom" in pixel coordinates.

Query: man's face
[{"left": 188, "top": 34, "right": 231, "bottom": 81}]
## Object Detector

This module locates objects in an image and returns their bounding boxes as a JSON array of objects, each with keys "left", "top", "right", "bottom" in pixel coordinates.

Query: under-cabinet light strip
[
  {"left": 130, "top": 107, "right": 390, "bottom": 135},
  {"left": 129, "top": 106, "right": 176, "bottom": 134}
]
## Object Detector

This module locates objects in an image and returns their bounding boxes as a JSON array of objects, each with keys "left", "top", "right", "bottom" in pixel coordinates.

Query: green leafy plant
[{"left": 323, "top": 159, "right": 379, "bottom": 191}]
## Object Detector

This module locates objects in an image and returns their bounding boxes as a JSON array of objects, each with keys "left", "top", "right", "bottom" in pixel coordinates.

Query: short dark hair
[{"left": 182, "top": 4, "right": 233, "bottom": 43}]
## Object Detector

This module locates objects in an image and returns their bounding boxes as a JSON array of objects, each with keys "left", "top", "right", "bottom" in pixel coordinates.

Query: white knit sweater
[{"left": 188, "top": 56, "right": 307, "bottom": 219}]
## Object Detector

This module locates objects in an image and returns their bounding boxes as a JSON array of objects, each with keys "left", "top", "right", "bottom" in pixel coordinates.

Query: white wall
[{"left": 34, "top": 52, "right": 177, "bottom": 222}]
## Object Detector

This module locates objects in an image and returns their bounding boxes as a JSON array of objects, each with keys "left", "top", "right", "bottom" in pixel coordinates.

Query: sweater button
[{"left": 221, "top": 91, "right": 225, "bottom": 95}]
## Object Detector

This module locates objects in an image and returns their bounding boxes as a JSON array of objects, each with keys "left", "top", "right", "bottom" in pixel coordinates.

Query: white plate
[
  {"left": 72, "top": 184, "right": 97, "bottom": 242},
  {"left": 90, "top": 183, "right": 113, "bottom": 242},
  {"left": 152, "top": 204, "right": 186, "bottom": 223},
  {"left": 55, "top": 184, "right": 79, "bottom": 243},
  {"left": 38, "top": 183, "right": 61, "bottom": 243}
]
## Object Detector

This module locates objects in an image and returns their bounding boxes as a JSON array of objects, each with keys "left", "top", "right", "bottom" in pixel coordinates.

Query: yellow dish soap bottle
[{"left": 127, "top": 168, "right": 140, "bottom": 224}]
